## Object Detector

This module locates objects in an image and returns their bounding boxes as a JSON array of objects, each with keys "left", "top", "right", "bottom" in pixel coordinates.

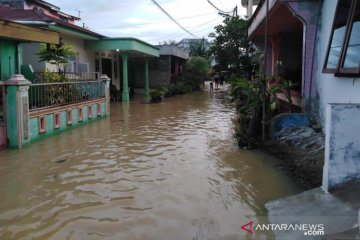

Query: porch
[
  {"left": 249, "top": 0, "right": 321, "bottom": 113},
  {"left": 0, "top": 19, "right": 60, "bottom": 149},
  {"left": 85, "top": 38, "right": 160, "bottom": 103}
]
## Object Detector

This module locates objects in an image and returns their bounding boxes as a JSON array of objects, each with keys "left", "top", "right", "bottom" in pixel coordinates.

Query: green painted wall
[
  {"left": 28, "top": 102, "right": 106, "bottom": 142},
  {"left": 5, "top": 86, "right": 18, "bottom": 148},
  {"left": 0, "top": 40, "right": 17, "bottom": 81}
]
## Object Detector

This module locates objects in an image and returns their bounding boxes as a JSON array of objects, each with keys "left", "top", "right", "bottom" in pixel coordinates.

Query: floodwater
[{"left": 0, "top": 88, "right": 300, "bottom": 240}]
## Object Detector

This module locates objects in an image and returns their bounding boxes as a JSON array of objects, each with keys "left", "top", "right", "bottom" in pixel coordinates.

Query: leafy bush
[
  {"left": 229, "top": 74, "right": 266, "bottom": 148},
  {"left": 150, "top": 88, "right": 164, "bottom": 103},
  {"left": 183, "top": 56, "right": 210, "bottom": 90}
]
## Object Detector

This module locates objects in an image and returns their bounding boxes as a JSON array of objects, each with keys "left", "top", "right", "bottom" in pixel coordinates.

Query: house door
[
  {"left": 0, "top": 82, "right": 6, "bottom": 148},
  {"left": 101, "top": 59, "right": 112, "bottom": 79}
]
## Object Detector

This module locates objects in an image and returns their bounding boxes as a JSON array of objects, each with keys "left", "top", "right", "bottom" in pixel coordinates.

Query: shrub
[{"left": 150, "top": 88, "right": 164, "bottom": 103}]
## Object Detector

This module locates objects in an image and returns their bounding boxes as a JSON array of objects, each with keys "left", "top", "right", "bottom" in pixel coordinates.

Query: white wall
[
  {"left": 316, "top": 0, "right": 360, "bottom": 189},
  {"left": 315, "top": 0, "right": 360, "bottom": 126},
  {"left": 21, "top": 34, "right": 96, "bottom": 73},
  {"left": 61, "top": 34, "right": 96, "bottom": 73}
]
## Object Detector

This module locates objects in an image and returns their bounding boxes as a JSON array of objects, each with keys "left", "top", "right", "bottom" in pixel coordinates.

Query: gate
[{"left": 0, "top": 81, "right": 6, "bottom": 148}]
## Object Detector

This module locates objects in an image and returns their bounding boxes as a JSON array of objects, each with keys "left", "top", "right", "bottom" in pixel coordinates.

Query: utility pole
[{"left": 262, "top": 0, "right": 269, "bottom": 141}]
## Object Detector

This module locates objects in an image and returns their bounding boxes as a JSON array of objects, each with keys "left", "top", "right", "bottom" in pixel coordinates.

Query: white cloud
[{"left": 47, "top": 0, "right": 246, "bottom": 44}]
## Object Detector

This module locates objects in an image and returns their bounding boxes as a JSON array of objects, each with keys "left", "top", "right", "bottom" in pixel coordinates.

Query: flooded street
[{"left": 0, "top": 90, "right": 300, "bottom": 239}]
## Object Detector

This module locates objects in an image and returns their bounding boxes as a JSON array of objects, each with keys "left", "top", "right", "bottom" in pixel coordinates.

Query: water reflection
[{"left": 0, "top": 91, "right": 300, "bottom": 239}]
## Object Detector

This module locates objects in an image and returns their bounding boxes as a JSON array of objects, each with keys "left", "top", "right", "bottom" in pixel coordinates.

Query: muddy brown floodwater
[{"left": 0, "top": 90, "right": 301, "bottom": 240}]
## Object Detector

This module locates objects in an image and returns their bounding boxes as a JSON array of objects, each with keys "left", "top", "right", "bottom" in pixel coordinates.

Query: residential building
[
  {"left": 0, "top": 18, "right": 59, "bottom": 148},
  {"left": 132, "top": 44, "right": 188, "bottom": 92},
  {"left": 249, "top": 0, "right": 360, "bottom": 189},
  {"left": 0, "top": 1, "right": 160, "bottom": 103},
  {"left": 0, "top": 0, "right": 161, "bottom": 149}
]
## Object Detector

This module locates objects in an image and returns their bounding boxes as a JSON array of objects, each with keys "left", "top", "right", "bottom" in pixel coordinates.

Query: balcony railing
[
  {"left": 33, "top": 72, "right": 101, "bottom": 83},
  {"left": 29, "top": 80, "right": 105, "bottom": 111}
]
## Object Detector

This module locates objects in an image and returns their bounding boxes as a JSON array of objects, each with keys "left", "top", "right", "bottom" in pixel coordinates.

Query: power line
[
  {"left": 150, "top": 0, "right": 199, "bottom": 38},
  {"left": 94, "top": 11, "right": 218, "bottom": 30},
  {"left": 149, "top": 16, "right": 222, "bottom": 43},
  {"left": 206, "top": 0, "right": 233, "bottom": 14}
]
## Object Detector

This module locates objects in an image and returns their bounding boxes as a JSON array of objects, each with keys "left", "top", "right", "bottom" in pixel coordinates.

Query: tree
[
  {"left": 189, "top": 38, "right": 207, "bottom": 58},
  {"left": 184, "top": 56, "right": 210, "bottom": 90},
  {"left": 38, "top": 43, "right": 76, "bottom": 73},
  {"left": 209, "top": 16, "right": 251, "bottom": 75},
  {"left": 161, "top": 40, "right": 177, "bottom": 45}
]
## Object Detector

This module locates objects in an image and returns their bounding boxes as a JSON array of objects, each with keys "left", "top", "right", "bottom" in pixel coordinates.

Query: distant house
[
  {"left": 0, "top": 0, "right": 160, "bottom": 102},
  {"left": 249, "top": 0, "right": 360, "bottom": 189},
  {"left": 131, "top": 44, "right": 188, "bottom": 92}
]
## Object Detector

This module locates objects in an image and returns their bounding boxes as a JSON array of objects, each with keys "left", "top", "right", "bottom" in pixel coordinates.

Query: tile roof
[{"left": 0, "top": 5, "right": 103, "bottom": 38}]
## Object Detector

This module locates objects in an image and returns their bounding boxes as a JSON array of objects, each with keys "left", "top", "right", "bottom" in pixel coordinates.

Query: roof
[
  {"left": 0, "top": 18, "right": 59, "bottom": 44},
  {"left": 0, "top": 5, "right": 103, "bottom": 39},
  {"left": 157, "top": 45, "right": 189, "bottom": 59},
  {"left": 85, "top": 38, "right": 160, "bottom": 57},
  {"left": 28, "top": 0, "right": 80, "bottom": 21}
]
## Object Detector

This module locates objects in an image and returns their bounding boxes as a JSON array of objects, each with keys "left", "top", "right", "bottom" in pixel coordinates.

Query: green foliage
[
  {"left": 37, "top": 70, "right": 69, "bottom": 83},
  {"left": 150, "top": 88, "right": 164, "bottom": 103},
  {"left": 38, "top": 43, "right": 76, "bottom": 73},
  {"left": 183, "top": 56, "right": 210, "bottom": 90},
  {"left": 189, "top": 38, "right": 208, "bottom": 58},
  {"left": 149, "top": 82, "right": 194, "bottom": 103},
  {"left": 209, "top": 16, "right": 252, "bottom": 73},
  {"left": 229, "top": 74, "right": 267, "bottom": 148},
  {"left": 32, "top": 71, "right": 77, "bottom": 107},
  {"left": 269, "top": 78, "right": 297, "bottom": 113},
  {"left": 161, "top": 40, "right": 177, "bottom": 45}
]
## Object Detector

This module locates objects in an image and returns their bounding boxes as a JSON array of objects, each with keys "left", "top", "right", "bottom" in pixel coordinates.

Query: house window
[{"left": 324, "top": 0, "right": 360, "bottom": 76}]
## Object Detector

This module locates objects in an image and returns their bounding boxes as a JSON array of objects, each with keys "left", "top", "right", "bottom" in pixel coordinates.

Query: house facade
[
  {"left": 131, "top": 45, "right": 189, "bottom": 92},
  {"left": 0, "top": 18, "right": 60, "bottom": 148},
  {"left": 0, "top": 0, "right": 161, "bottom": 103},
  {"left": 0, "top": 0, "right": 161, "bottom": 149},
  {"left": 249, "top": 0, "right": 360, "bottom": 189}
]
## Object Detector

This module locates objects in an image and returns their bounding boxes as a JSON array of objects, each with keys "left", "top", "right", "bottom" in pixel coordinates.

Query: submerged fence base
[{"left": 4, "top": 74, "right": 110, "bottom": 149}]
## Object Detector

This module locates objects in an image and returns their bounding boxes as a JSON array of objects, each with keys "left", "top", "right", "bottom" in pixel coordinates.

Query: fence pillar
[
  {"left": 5, "top": 74, "right": 31, "bottom": 149},
  {"left": 101, "top": 74, "right": 111, "bottom": 116}
]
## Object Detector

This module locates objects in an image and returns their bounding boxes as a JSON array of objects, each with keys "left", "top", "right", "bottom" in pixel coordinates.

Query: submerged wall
[{"left": 29, "top": 100, "right": 106, "bottom": 143}]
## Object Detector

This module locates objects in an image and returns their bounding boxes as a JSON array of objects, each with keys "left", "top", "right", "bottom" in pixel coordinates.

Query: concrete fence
[{"left": 3, "top": 74, "right": 111, "bottom": 149}]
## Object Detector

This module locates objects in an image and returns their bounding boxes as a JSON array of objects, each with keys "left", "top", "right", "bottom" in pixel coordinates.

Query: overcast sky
[{"left": 46, "top": 0, "right": 246, "bottom": 44}]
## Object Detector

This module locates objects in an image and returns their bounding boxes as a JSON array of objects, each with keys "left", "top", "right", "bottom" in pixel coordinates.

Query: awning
[
  {"left": 0, "top": 19, "right": 59, "bottom": 44},
  {"left": 85, "top": 37, "right": 159, "bottom": 57}
]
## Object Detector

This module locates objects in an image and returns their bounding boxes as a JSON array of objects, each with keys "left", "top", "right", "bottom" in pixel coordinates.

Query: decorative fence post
[
  {"left": 5, "top": 74, "right": 31, "bottom": 149},
  {"left": 101, "top": 74, "right": 111, "bottom": 116}
]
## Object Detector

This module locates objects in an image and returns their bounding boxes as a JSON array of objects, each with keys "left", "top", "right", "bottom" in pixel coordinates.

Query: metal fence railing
[
  {"left": 29, "top": 80, "right": 105, "bottom": 111},
  {"left": 0, "top": 82, "right": 4, "bottom": 124},
  {"left": 33, "top": 72, "right": 100, "bottom": 83}
]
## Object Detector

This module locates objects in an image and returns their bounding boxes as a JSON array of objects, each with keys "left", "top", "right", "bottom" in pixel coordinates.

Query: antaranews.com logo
[{"left": 241, "top": 221, "right": 325, "bottom": 236}]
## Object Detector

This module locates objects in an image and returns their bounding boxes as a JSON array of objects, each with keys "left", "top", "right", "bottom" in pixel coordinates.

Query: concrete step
[{"left": 265, "top": 187, "right": 359, "bottom": 239}]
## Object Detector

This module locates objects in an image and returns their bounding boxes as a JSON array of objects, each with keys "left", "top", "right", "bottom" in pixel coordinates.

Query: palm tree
[{"left": 189, "top": 38, "right": 207, "bottom": 57}]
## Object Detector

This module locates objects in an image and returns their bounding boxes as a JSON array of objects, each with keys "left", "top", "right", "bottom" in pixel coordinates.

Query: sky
[{"left": 46, "top": 0, "right": 246, "bottom": 44}]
